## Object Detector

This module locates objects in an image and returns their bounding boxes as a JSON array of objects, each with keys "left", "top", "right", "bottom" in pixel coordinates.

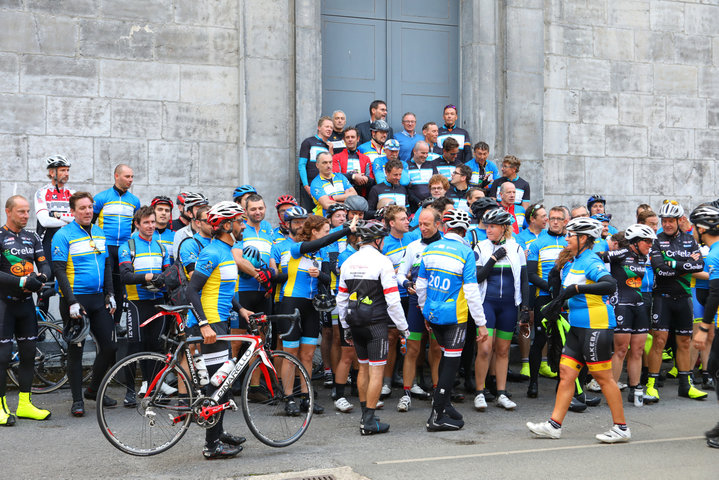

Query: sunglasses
[
  {"left": 663, "top": 199, "right": 679, "bottom": 205},
  {"left": 529, "top": 204, "right": 545, "bottom": 218},
  {"left": 88, "top": 238, "right": 101, "bottom": 254}
]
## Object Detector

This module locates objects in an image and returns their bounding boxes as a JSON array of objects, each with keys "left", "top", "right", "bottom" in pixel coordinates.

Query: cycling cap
[
  {"left": 624, "top": 224, "right": 657, "bottom": 242},
  {"left": 275, "top": 195, "right": 298, "bottom": 210},
  {"left": 356, "top": 220, "right": 389, "bottom": 241},
  {"left": 383, "top": 139, "right": 400, "bottom": 151},
  {"left": 183, "top": 192, "right": 209, "bottom": 210},
  {"left": 233, "top": 184, "right": 257, "bottom": 200},
  {"left": 690, "top": 205, "right": 719, "bottom": 231},
  {"left": 370, "top": 119, "right": 390, "bottom": 132},
  {"left": 658, "top": 200, "right": 684, "bottom": 219},
  {"left": 326, "top": 203, "right": 349, "bottom": 218},
  {"left": 151, "top": 196, "right": 174, "bottom": 210},
  {"left": 344, "top": 195, "right": 369, "bottom": 213},
  {"left": 207, "top": 201, "right": 245, "bottom": 229},
  {"left": 443, "top": 209, "right": 471, "bottom": 230},
  {"left": 46, "top": 155, "right": 71, "bottom": 169},
  {"left": 566, "top": 217, "right": 603, "bottom": 239},
  {"left": 283, "top": 206, "right": 309, "bottom": 222},
  {"left": 482, "top": 208, "right": 515, "bottom": 226}
]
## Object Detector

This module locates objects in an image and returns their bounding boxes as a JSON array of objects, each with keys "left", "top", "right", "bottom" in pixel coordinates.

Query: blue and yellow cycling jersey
[
  {"left": 153, "top": 227, "right": 176, "bottom": 262},
  {"left": 417, "top": 233, "right": 479, "bottom": 325},
  {"left": 372, "top": 156, "right": 410, "bottom": 186},
  {"left": 515, "top": 228, "right": 542, "bottom": 251},
  {"left": 178, "top": 233, "right": 210, "bottom": 270},
  {"left": 93, "top": 186, "right": 140, "bottom": 246},
  {"left": 357, "top": 140, "right": 383, "bottom": 164},
  {"left": 51, "top": 221, "right": 108, "bottom": 295},
  {"left": 282, "top": 242, "right": 328, "bottom": 299},
  {"left": 189, "top": 239, "right": 238, "bottom": 325},
  {"left": 235, "top": 221, "right": 275, "bottom": 292},
  {"left": 592, "top": 237, "right": 609, "bottom": 253},
  {"left": 561, "top": 249, "right": 615, "bottom": 329},
  {"left": 325, "top": 226, "right": 348, "bottom": 291},
  {"left": 383, "top": 230, "right": 420, "bottom": 298},
  {"left": 119, "top": 233, "right": 170, "bottom": 301},
  {"left": 310, "top": 173, "right": 352, "bottom": 216},
  {"left": 337, "top": 245, "right": 357, "bottom": 270},
  {"left": 270, "top": 237, "right": 294, "bottom": 302},
  {"left": 528, "top": 231, "right": 567, "bottom": 296},
  {"left": 465, "top": 158, "right": 499, "bottom": 189}
]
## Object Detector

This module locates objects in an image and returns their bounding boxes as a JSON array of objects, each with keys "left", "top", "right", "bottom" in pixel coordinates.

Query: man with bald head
[
  {"left": 499, "top": 182, "right": 526, "bottom": 234},
  {"left": 93, "top": 164, "right": 141, "bottom": 330},
  {"left": 407, "top": 140, "right": 439, "bottom": 209}
]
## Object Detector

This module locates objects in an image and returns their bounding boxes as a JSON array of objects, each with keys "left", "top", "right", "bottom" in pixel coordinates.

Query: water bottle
[
  {"left": 193, "top": 354, "right": 210, "bottom": 386},
  {"left": 210, "top": 359, "right": 236, "bottom": 387},
  {"left": 634, "top": 385, "right": 644, "bottom": 407}
]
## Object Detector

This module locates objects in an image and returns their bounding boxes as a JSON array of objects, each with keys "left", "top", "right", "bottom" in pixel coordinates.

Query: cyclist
[
  {"left": 407, "top": 141, "right": 438, "bottom": 209},
  {"left": 0, "top": 195, "right": 52, "bottom": 425},
  {"left": 372, "top": 139, "right": 409, "bottom": 187},
  {"left": 298, "top": 117, "right": 332, "bottom": 210},
  {"left": 465, "top": 142, "right": 499, "bottom": 190},
  {"left": 332, "top": 126, "right": 374, "bottom": 197},
  {"left": 601, "top": 224, "right": 655, "bottom": 405},
  {"left": 310, "top": 152, "right": 357, "bottom": 216},
  {"left": 587, "top": 194, "right": 618, "bottom": 235},
  {"left": 358, "top": 119, "right": 390, "bottom": 165},
  {"left": 367, "top": 158, "right": 409, "bottom": 212},
  {"left": 591, "top": 214, "right": 611, "bottom": 252},
  {"left": 337, "top": 220, "right": 410, "bottom": 435},
  {"left": 187, "top": 201, "right": 252, "bottom": 459},
  {"left": 118, "top": 206, "right": 172, "bottom": 406},
  {"left": 687, "top": 205, "right": 719, "bottom": 448},
  {"left": 151, "top": 196, "right": 175, "bottom": 261},
  {"left": 466, "top": 197, "right": 499, "bottom": 245},
  {"left": 409, "top": 174, "right": 450, "bottom": 229},
  {"left": 645, "top": 200, "right": 707, "bottom": 401},
  {"left": 690, "top": 221, "right": 716, "bottom": 391},
  {"left": 52, "top": 192, "right": 117, "bottom": 417},
  {"left": 437, "top": 104, "right": 472, "bottom": 163},
  {"left": 171, "top": 192, "right": 190, "bottom": 231},
  {"left": 473, "top": 208, "right": 529, "bottom": 411},
  {"left": 417, "top": 209, "right": 489, "bottom": 431},
  {"left": 527, "top": 217, "right": 628, "bottom": 443},
  {"left": 232, "top": 184, "right": 257, "bottom": 210},
  {"left": 173, "top": 192, "right": 209, "bottom": 259},
  {"left": 34, "top": 155, "right": 74, "bottom": 285},
  {"left": 272, "top": 195, "right": 299, "bottom": 240},
  {"left": 178, "top": 206, "right": 212, "bottom": 275},
  {"left": 344, "top": 195, "right": 369, "bottom": 222},
  {"left": 269, "top": 206, "right": 309, "bottom": 319},
  {"left": 517, "top": 203, "right": 547, "bottom": 251}
]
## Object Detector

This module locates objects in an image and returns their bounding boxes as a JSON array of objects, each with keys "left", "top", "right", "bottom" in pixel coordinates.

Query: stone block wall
[
  {"left": 0, "top": 0, "right": 244, "bottom": 224},
  {"left": 542, "top": 0, "right": 719, "bottom": 227}
]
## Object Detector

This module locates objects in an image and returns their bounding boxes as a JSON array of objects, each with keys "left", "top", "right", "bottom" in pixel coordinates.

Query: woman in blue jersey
[
  {"left": 278, "top": 214, "right": 357, "bottom": 416},
  {"left": 527, "top": 217, "right": 629, "bottom": 444},
  {"left": 473, "top": 208, "right": 529, "bottom": 411}
]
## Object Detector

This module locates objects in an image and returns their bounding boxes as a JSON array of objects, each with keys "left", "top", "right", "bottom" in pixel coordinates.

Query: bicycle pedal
[{"left": 228, "top": 399, "right": 238, "bottom": 411}]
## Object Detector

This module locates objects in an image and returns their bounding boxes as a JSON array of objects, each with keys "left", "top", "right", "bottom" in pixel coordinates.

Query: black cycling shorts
[
  {"left": 560, "top": 326, "right": 614, "bottom": 373},
  {"left": 199, "top": 322, "right": 231, "bottom": 367},
  {"left": 0, "top": 297, "right": 37, "bottom": 342},
  {"left": 235, "top": 291, "right": 270, "bottom": 330},
  {"left": 652, "top": 294, "right": 693, "bottom": 336},
  {"left": 336, "top": 322, "right": 352, "bottom": 348},
  {"left": 350, "top": 322, "right": 389, "bottom": 366},
  {"left": 126, "top": 299, "right": 164, "bottom": 347},
  {"left": 279, "top": 297, "right": 319, "bottom": 348},
  {"left": 614, "top": 304, "right": 650, "bottom": 335},
  {"left": 428, "top": 322, "right": 466, "bottom": 358}
]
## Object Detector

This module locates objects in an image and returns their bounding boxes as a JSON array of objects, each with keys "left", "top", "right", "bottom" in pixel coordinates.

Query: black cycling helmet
[
  {"left": 151, "top": 195, "right": 174, "bottom": 210},
  {"left": 312, "top": 293, "right": 337, "bottom": 312},
  {"left": 283, "top": 206, "right": 309, "bottom": 222},
  {"left": 356, "top": 220, "right": 389, "bottom": 242},
  {"left": 587, "top": 194, "right": 606, "bottom": 210},
  {"left": 471, "top": 197, "right": 499, "bottom": 220},
  {"left": 344, "top": 195, "right": 369, "bottom": 213},
  {"left": 690, "top": 205, "right": 719, "bottom": 233},
  {"left": 482, "top": 208, "right": 515, "bottom": 226},
  {"left": 326, "top": 203, "right": 349, "bottom": 218},
  {"left": 370, "top": 119, "right": 390, "bottom": 132},
  {"left": 63, "top": 314, "right": 90, "bottom": 345}
]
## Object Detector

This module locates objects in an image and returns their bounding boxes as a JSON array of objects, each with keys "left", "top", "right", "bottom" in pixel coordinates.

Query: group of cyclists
[{"left": 0, "top": 102, "right": 718, "bottom": 460}]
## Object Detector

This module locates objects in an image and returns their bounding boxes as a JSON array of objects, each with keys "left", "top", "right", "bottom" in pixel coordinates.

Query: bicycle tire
[
  {"left": 6, "top": 321, "right": 67, "bottom": 394},
  {"left": 96, "top": 352, "right": 194, "bottom": 456},
  {"left": 241, "top": 350, "right": 312, "bottom": 447}
]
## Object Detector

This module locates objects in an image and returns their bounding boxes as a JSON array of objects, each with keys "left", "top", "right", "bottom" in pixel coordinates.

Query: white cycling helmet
[
  {"left": 482, "top": 208, "right": 515, "bottom": 226},
  {"left": 625, "top": 224, "right": 657, "bottom": 242},
  {"left": 183, "top": 192, "right": 209, "bottom": 210},
  {"left": 442, "top": 209, "right": 471, "bottom": 230},
  {"left": 658, "top": 200, "right": 684, "bottom": 218},
  {"left": 207, "top": 201, "right": 245, "bottom": 230},
  {"left": 46, "top": 155, "right": 71, "bottom": 169},
  {"left": 566, "top": 217, "right": 603, "bottom": 239}
]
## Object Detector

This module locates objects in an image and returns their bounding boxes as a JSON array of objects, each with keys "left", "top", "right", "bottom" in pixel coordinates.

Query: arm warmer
[
  {"left": 527, "top": 259, "right": 550, "bottom": 292},
  {"left": 119, "top": 260, "right": 148, "bottom": 285},
  {"left": 298, "top": 157, "right": 309, "bottom": 186},
  {"left": 104, "top": 256, "right": 114, "bottom": 296},
  {"left": 53, "top": 260, "right": 77, "bottom": 305},
  {"left": 298, "top": 227, "right": 350, "bottom": 255},
  {"left": 476, "top": 257, "right": 497, "bottom": 283},
  {"left": 0, "top": 271, "right": 22, "bottom": 289},
  {"left": 575, "top": 274, "right": 617, "bottom": 296},
  {"left": 701, "top": 279, "right": 719, "bottom": 329},
  {"left": 187, "top": 271, "right": 210, "bottom": 322},
  {"left": 520, "top": 265, "right": 529, "bottom": 308}
]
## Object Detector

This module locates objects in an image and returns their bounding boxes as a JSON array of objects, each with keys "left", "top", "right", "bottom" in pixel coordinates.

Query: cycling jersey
[
  {"left": 490, "top": 176, "right": 531, "bottom": 205},
  {"left": 602, "top": 248, "right": 645, "bottom": 305},
  {"left": 416, "top": 232, "right": 486, "bottom": 326},
  {"left": 298, "top": 135, "right": 330, "bottom": 187},
  {"left": 328, "top": 130, "right": 346, "bottom": 153},
  {"left": 437, "top": 124, "right": 472, "bottom": 162},
  {"left": 357, "top": 140, "right": 384, "bottom": 164},
  {"left": 515, "top": 228, "right": 541, "bottom": 251},
  {"left": 593, "top": 237, "right": 609, "bottom": 253},
  {"left": 398, "top": 231, "right": 443, "bottom": 284},
  {"left": 337, "top": 244, "right": 357, "bottom": 269},
  {"left": 705, "top": 241, "right": 719, "bottom": 327},
  {"left": 235, "top": 221, "right": 275, "bottom": 291},
  {"left": 93, "top": 186, "right": 141, "bottom": 246},
  {"left": 310, "top": 173, "right": 352, "bottom": 216},
  {"left": 465, "top": 158, "right": 499, "bottom": 189},
  {"left": 372, "top": 156, "right": 410, "bottom": 186},
  {"left": 692, "top": 244, "right": 710, "bottom": 290},
  {"left": 561, "top": 249, "right": 615, "bottom": 329},
  {"left": 432, "top": 157, "right": 461, "bottom": 182},
  {"left": 153, "top": 227, "right": 175, "bottom": 262},
  {"left": 650, "top": 230, "right": 703, "bottom": 297},
  {"left": 118, "top": 233, "right": 171, "bottom": 301},
  {"left": 0, "top": 226, "right": 50, "bottom": 299},
  {"left": 282, "top": 243, "right": 328, "bottom": 299},
  {"left": 465, "top": 225, "right": 487, "bottom": 246},
  {"left": 336, "top": 244, "right": 408, "bottom": 331},
  {"left": 178, "top": 233, "right": 210, "bottom": 271},
  {"left": 407, "top": 159, "right": 437, "bottom": 205},
  {"left": 270, "top": 237, "right": 294, "bottom": 302},
  {"left": 51, "top": 221, "right": 108, "bottom": 295},
  {"left": 475, "top": 238, "right": 526, "bottom": 304},
  {"left": 527, "top": 230, "right": 566, "bottom": 296},
  {"left": 382, "top": 230, "right": 420, "bottom": 297},
  {"left": 367, "top": 181, "right": 408, "bottom": 210},
  {"left": 34, "top": 183, "right": 75, "bottom": 240},
  {"left": 394, "top": 130, "right": 421, "bottom": 164},
  {"left": 192, "top": 239, "right": 238, "bottom": 325},
  {"left": 502, "top": 204, "right": 526, "bottom": 234},
  {"left": 446, "top": 186, "right": 470, "bottom": 213}
]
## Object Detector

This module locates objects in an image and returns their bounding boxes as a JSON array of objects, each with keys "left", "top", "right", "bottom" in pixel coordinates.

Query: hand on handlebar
[
  {"left": 239, "top": 308, "right": 254, "bottom": 324},
  {"left": 200, "top": 324, "right": 216, "bottom": 344}
]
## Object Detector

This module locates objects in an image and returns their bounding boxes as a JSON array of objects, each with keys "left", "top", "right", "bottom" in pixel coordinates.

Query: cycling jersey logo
[
  {"left": 54, "top": 246, "right": 61, "bottom": 256},
  {"left": 37, "top": 256, "right": 46, "bottom": 263},
  {"left": 121, "top": 248, "right": 129, "bottom": 257}
]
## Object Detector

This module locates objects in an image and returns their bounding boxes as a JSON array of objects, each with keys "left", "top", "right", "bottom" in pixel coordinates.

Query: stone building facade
[{"left": 0, "top": 0, "right": 717, "bottom": 227}]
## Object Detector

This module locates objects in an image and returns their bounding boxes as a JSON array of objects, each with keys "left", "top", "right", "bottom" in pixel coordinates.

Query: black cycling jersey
[
  {"left": 650, "top": 231, "right": 703, "bottom": 297},
  {"left": 0, "top": 225, "right": 51, "bottom": 299},
  {"left": 602, "top": 248, "right": 645, "bottom": 305}
]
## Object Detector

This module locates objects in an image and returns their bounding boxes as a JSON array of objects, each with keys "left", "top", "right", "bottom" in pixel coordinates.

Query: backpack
[{"left": 157, "top": 237, "right": 203, "bottom": 306}]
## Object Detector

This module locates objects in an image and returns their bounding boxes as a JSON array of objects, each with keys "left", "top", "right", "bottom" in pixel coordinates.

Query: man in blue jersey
[
  {"left": 433, "top": 137, "right": 462, "bottom": 181},
  {"left": 373, "top": 139, "right": 409, "bottom": 186},
  {"left": 394, "top": 112, "right": 421, "bottom": 164},
  {"left": 368, "top": 159, "right": 409, "bottom": 212},
  {"left": 179, "top": 205, "right": 212, "bottom": 274},
  {"left": 298, "top": 116, "right": 333, "bottom": 210},
  {"left": 466, "top": 142, "right": 499, "bottom": 190},
  {"left": 446, "top": 163, "right": 472, "bottom": 212},
  {"left": 407, "top": 141, "right": 437, "bottom": 209},
  {"left": 417, "top": 209, "right": 489, "bottom": 431},
  {"left": 151, "top": 196, "right": 175, "bottom": 261},
  {"left": 310, "top": 152, "right": 357, "bottom": 216},
  {"left": 356, "top": 100, "right": 393, "bottom": 145},
  {"left": 421, "top": 122, "right": 443, "bottom": 162},
  {"left": 358, "top": 119, "right": 390, "bottom": 165},
  {"left": 93, "top": 164, "right": 140, "bottom": 331},
  {"left": 437, "top": 104, "right": 472, "bottom": 163},
  {"left": 489, "top": 155, "right": 531, "bottom": 209}
]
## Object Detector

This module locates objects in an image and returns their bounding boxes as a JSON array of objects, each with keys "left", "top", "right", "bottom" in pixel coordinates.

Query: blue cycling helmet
[
  {"left": 383, "top": 139, "right": 400, "bottom": 151},
  {"left": 591, "top": 213, "right": 611, "bottom": 223},
  {"left": 239, "top": 245, "right": 263, "bottom": 279},
  {"left": 283, "top": 206, "right": 309, "bottom": 222},
  {"left": 587, "top": 194, "right": 606, "bottom": 211},
  {"left": 233, "top": 184, "right": 257, "bottom": 200}
]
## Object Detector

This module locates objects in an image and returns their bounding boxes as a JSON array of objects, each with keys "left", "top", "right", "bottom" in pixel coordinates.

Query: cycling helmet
[
  {"left": 443, "top": 209, "right": 471, "bottom": 230},
  {"left": 482, "top": 208, "right": 515, "bottom": 226},
  {"left": 239, "top": 245, "right": 263, "bottom": 279},
  {"left": 370, "top": 119, "right": 390, "bottom": 132},
  {"left": 177, "top": 192, "right": 189, "bottom": 206},
  {"left": 690, "top": 205, "right": 719, "bottom": 232},
  {"left": 471, "top": 197, "right": 499, "bottom": 220},
  {"left": 587, "top": 194, "right": 606, "bottom": 210},
  {"left": 63, "top": 314, "right": 90, "bottom": 345},
  {"left": 283, "top": 205, "right": 309, "bottom": 223},
  {"left": 344, "top": 195, "right": 368, "bottom": 213},
  {"left": 356, "top": 220, "right": 389, "bottom": 242},
  {"left": 591, "top": 213, "right": 611, "bottom": 223},
  {"left": 420, "top": 197, "right": 435, "bottom": 208},
  {"left": 383, "top": 139, "right": 400, "bottom": 151},
  {"left": 312, "top": 293, "right": 337, "bottom": 312},
  {"left": 183, "top": 192, "right": 209, "bottom": 210},
  {"left": 233, "top": 184, "right": 257, "bottom": 200},
  {"left": 46, "top": 155, "right": 71, "bottom": 169},
  {"left": 206, "top": 201, "right": 245, "bottom": 230},
  {"left": 565, "top": 217, "right": 603, "bottom": 239},
  {"left": 326, "top": 202, "right": 349, "bottom": 218},
  {"left": 625, "top": 224, "right": 658, "bottom": 242},
  {"left": 151, "top": 195, "right": 174, "bottom": 210},
  {"left": 275, "top": 195, "right": 298, "bottom": 210},
  {"left": 658, "top": 200, "right": 684, "bottom": 219}
]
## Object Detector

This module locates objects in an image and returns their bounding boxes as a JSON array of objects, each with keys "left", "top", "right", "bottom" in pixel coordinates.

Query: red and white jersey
[{"left": 35, "top": 183, "right": 75, "bottom": 232}]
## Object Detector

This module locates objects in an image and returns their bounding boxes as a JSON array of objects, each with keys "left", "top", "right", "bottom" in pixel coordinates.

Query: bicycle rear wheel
[
  {"left": 96, "top": 352, "right": 194, "bottom": 456},
  {"left": 6, "top": 321, "right": 68, "bottom": 394},
  {"left": 241, "top": 350, "right": 312, "bottom": 447}
]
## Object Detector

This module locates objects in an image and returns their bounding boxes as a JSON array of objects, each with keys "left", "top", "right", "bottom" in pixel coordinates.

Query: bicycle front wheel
[
  {"left": 96, "top": 352, "right": 194, "bottom": 456},
  {"left": 241, "top": 350, "right": 312, "bottom": 447},
  {"left": 7, "top": 321, "right": 68, "bottom": 394}
]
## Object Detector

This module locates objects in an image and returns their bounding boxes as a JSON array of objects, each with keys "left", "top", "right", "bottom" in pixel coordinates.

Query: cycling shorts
[
  {"left": 350, "top": 322, "right": 389, "bottom": 366},
  {"left": 200, "top": 322, "right": 230, "bottom": 367},
  {"left": 560, "top": 326, "right": 614, "bottom": 373},
  {"left": 234, "top": 291, "right": 271, "bottom": 330},
  {"left": 651, "top": 294, "right": 693, "bottom": 336},
  {"left": 428, "top": 322, "right": 466, "bottom": 358},
  {"left": 613, "top": 304, "right": 649, "bottom": 335},
  {"left": 0, "top": 297, "right": 37, "bottom": 342},
  {"left": 483, "top": 296, "right": 518, "bottom": 340},
  {"left": 279, "top": 297, "right": 319, "bottom": 348},
  {"left": 126, "top": 299, "right": 164, "bottom": 345},
  {"left": 407, "top": 295, "right": 425, "bottom": 341},
  {"left": 336, "top": 321, "right": 352, "bottom": 348},
  {"left": 385, "top": 297, "right": 409, "bottom": 329}
]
